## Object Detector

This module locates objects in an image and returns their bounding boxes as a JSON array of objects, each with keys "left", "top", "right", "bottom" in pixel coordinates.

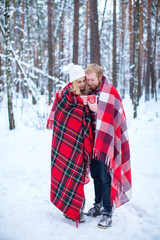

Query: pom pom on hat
[{"left": 69, "top": 64, "right": 85, "bottom": 83}]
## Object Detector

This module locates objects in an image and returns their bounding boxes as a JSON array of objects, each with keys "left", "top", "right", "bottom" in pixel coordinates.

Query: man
[{"left": 85, "top": 64, "right": 131, "bottom": 229}]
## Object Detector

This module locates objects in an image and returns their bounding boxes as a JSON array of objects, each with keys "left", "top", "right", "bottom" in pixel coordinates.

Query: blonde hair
[
  {"left": 85, "top": 63, "right": 103, "bottom": 79},
  {"left": 71, "top": 80, "right": 81, "bottom": 95}
]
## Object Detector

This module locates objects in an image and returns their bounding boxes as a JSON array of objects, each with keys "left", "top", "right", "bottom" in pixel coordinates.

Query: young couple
[{"left": 46, "top": 63, "right": 132, "bottom": 229}]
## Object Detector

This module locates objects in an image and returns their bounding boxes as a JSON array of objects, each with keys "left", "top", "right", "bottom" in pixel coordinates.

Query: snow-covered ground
[{"left": 0, "top": 95, "right": 160, "bottom": 240}]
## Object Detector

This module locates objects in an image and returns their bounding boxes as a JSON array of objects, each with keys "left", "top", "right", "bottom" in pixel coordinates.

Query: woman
[{"left": 46, "top": 64, "right": 93, "bottom": 226}]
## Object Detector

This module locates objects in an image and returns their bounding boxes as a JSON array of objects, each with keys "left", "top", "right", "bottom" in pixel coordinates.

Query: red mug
[
  {"left": 88, "top": 95, "right": 96, "bottom": 104},
  {"left": 81, "top": 95, "right": 88, "bottom": 105}
]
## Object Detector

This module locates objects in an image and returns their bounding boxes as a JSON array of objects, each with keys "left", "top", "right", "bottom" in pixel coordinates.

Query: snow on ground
[{"left": 0, "top": 95, "right": 160, "bottom": 240}]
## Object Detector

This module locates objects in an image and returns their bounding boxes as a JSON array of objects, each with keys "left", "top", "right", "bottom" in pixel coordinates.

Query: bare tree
[
  {"left": 48, "top": 0, "right": 53, "bottom": 105},
  {"left": 145, "top": 0, "right": 151, "bottom": 101},
  {"left": 139, "top": 0, "right": 143, "bottom": 98},
  {"left": 0, "top": 41, "right": 4, "bottom": 93},
  {"left": 118, "top": 0, "right": 127, "bottom": 98},
  {"left": 151, "top": 0, "right": 159, "bottom": 101},
  {"left": 84, "top": 0, "right": 89, "bottom": 66},
  {"left": 129, "top": 0, "right": 134, "bottom": 99},
  {"left": 112, "top": 0, "right": 117, "bottom": 88},
  {"left": 73, "top": 0, "right": 79, "bottom": 64},
  {"left": 59, "top": 11, "right": 65, "bottom": 69},
  {"left": 90, "top": 0, "right": 100, "bottom": 64},
  {"left": 13, "top": 0, "right": 17, "bottom": 49},
  {"left": 4, "top": 0, "right": 15, "bottom": 129},
  {"left": 132, "top": 0, "right": 140, "bottom": 118},
  {"left": 21, "top": 0, "right": 25, "bottom": 57}
]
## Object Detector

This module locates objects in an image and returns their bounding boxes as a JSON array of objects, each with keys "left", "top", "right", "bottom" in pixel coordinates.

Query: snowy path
[{"left": 0, "top": 97, "right": 160, "bottom": 240}]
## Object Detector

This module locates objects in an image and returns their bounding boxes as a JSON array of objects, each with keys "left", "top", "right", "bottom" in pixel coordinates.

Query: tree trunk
[
  {"left": 21, "top": 0, "right": 27, "bottom": 98},
  {"left": 90, "top": 0, "right": 100, "bottom": 65},
  {"left": 4, "top": 0, "right": 15, "bottom": 130},
  {"left": 48, "top": 0, "right": 53, "bottom": 105},
  {"left": 152, "top": 0, "right": 159, "bottom": 101},
  {"left": 73, "top": 0, "right": 79, "bottom": 64},
  {"left": 150, "top": 54, "right": 156, "bottom": 100},
  {"left": 21, "top": 0, "right": 24, "bottom": 55},
  {"left": 0, "top": 41, "right": 4, "bottom": 92},
  {"left": 139, "top": 0, "right": 143, "bottom": 98},
  {"left": 13, "top": 0, "right": 17, "bottom": 49},
  {"left": 145, "top": 0, "right": 151, "bottom": 101},
  {"left": 59, "top": 12, "right": 65, "bottom": 69},
  {"left": 84, "top": 0, "right": 89, "bottom": 66},
  {"left": 35, "top": 0, "right": 43, "bottom": 89},
  {"left": 129, "top": 0, "right": 134, "bottom": 98},
  {"left": 133, "top": 0, "right": 140, "bottom": 118},
  {"left": 118, "top": 0, "right": 127, "bottom": 98},
  {"left": 112, "top": 0, "right": 117, "bottom": 88}
]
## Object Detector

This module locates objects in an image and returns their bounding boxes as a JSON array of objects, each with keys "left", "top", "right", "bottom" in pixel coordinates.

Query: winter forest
[
  {"left": 0, "top": 0, "right": 159, "bottom": 129},
  {"left": 0, "top": 1, "right": 160, "bottom": 240}
]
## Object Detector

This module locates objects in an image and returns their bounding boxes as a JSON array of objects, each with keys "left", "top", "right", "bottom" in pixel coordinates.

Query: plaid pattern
[
  {"left": 94, "top": 76, "right": 132, "bottom": 208},
  {"left": 46, "top": 83, "right": 71, "bottom": 130},
  {"left": 50, "top": 89, "right": 93, "bottom": 222}
]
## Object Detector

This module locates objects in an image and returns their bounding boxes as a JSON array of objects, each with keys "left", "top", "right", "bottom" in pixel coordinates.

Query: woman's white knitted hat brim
[{"left": 69, "top": 64, "right": 85, "bottom": 83}]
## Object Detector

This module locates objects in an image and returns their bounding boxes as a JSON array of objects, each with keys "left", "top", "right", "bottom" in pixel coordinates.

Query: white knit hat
[{"left": 69, "top": 64, "right": 85, "bottom": 83}]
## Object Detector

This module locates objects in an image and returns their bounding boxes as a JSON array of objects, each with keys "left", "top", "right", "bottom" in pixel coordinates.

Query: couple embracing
[{"left": 46, "top": 63, "right": 132, "bottom": 229}]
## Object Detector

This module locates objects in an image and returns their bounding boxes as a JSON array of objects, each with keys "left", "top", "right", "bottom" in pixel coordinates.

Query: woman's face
[{"left": 76, "top": 77, "right": 86, "bottom": 91}]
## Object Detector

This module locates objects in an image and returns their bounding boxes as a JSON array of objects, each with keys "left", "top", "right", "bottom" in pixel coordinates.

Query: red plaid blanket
[
  {"left": 48, "top": 88, "right": 93, "bottom": 223},
  {"left": 46, "top": 83, "right": 71, "bottom": 130},
  {"left": 94, "top": 76, "right": 132, "bottom": 208}
]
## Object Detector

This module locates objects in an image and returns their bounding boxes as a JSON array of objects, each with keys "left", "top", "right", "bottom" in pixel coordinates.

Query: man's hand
[{"left": 87, "top": 97, "right": 97, "bottom": 113}]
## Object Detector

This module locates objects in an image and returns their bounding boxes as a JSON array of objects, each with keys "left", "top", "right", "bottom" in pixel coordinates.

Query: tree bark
[
  {"left": 84, "top": 0, "right": 89, "bottom": 66},
  {"left": 139, "top": 0, "right": 143, "bottom": 98},
  {"left": 73, "top": 0, "right": 79, "bottom": 64},
  {"left": 4, "top": 0, "right": 15, "bottom": 129},
  {"left": 59, "top": 12, "right": 65, "bottom": 68},
  {"left": 118, "top": 0, "right": 127, "bottom": 98},
  {"left": 0, "top": 41, "right": 4, "bottom": 92},
  {"left": 151, "top": 0, "right": 159, "bottom": 101},
  {"left": 90, "top": 0, "right": 100, "bottom": 65},
  {"left": 21, "top": 0, "right": 24, "bottom": 56},
  {"left": 129, "top": 0, "right": 134, "bottom": 98},
  {"left": 13, "top": 0, "right": 17, "bottom": 49},
  {"left": 48, "top": 0, "right": 53, "bottom": 105},
  {"left": 112, "top": 0, "right": 117, "bottom": 88},
  {"left": 133, "top": 0, "right": 140, "bottom": 118},
  {"left": 145, "top": 0, "right": 151, "bottom": 101}
]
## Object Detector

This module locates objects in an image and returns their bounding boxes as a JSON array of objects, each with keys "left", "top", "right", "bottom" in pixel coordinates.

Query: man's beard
[
  {"left": 89, "top": 85, "right": 98, "bottom": 91},
  {"left": 89, "top": 81, "right": 101, "bottom": 91}
]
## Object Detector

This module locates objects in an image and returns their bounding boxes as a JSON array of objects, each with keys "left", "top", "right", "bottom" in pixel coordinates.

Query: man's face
[
  {"left": 76, "top": 77, "right": 86, "bottom": 91},
  {"left": 86, "top": 72, "right": 101, "bottom": 90}
]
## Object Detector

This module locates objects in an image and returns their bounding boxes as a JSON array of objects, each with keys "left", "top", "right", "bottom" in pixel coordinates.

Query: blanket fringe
[
  {"left": 93, "top": 148, "right": 111, "bottom": 168},
  {"left": 93, "top": 148, "right": 100, "bottom": 160}
]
